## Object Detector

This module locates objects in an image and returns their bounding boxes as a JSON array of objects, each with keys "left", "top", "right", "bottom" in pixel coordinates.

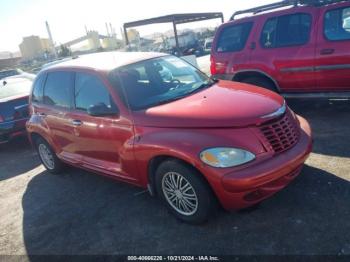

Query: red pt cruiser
[{"left": 26, "top": 52, "right": 312, "bottom": 223}]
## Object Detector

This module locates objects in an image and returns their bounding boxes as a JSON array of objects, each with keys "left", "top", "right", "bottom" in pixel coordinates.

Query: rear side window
[
  {"left": 216, "top": 22, "right": 253, "bottom": 52},
  {"left": 32, "top": 74, "right": 46, "bottom": 103},
  {"left": 74, "top": 72, "right": 115, "bottom": 112},
  {"left": 260, "top": 13, "right": 312, "bottom": 48},
  {"left": 43, "top": 71, "right": 73, "bottom": 108},
  {"left": 324, "top": 7, "right": 350, "bottom": 41}
]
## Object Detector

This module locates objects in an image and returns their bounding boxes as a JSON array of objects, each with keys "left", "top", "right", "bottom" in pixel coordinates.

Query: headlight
[{"left": 200, "top": 147, "right": 255, "bottom": 168}]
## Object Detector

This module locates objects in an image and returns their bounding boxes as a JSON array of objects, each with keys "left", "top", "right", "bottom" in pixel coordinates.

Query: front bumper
[
  {"left": 215, "top": 116, "right": 312, "bottom": 210},
  {"left": 0, "top": 118, "right": 28, "bottom": 143}
]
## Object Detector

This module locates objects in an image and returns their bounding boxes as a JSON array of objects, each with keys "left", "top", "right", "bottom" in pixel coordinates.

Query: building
[
  {"left": 0, "top": 57, "right": 22, "bottom": 70},
  {"left": 64, "top": 31, "right": 123, "bottom": 53},
  {"left": 127, "top": 29, "right": 140, "bottom": 43},
  {"left": 101, "top": 37, "right": 123, "bottom": 50},
  {"left": 19, "top": 35, "right": 51, "bottom": 60},
  {"left": 166, "top": 30, "right": 197, "bottom": 48},
  {"left": 40, "top": 38, "right": 51, "bottom": 51},
  {"left": 86, "top": 31, "right": 102, "bottom": 50}
]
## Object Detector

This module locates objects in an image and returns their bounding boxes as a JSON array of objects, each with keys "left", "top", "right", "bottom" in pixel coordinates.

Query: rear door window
[
  {"left": 324, "top": 7, "right": 350, "bottom": 41},
  {"left": 260, "top": 13, "right": 312, "bottom": 48},
  {"left": 216, "top": 22, "right": 253, "bottom": 52},
  {"left": 43, "top": 71, "right": 73, "bottom": 108}
]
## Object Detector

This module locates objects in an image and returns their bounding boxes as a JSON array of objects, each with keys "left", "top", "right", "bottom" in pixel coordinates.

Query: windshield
[
  {"left": 0, "top": 70, "right": 19, "bottom": 80},
  {"left": 109, "top": 56, "right": 215, "bottom": 110},
  {"left": 0, "top": 78, "right": 32, "bottom": 100}
]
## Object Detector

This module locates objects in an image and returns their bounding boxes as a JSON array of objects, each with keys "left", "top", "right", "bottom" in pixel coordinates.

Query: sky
[{"left": 0, "top": 0, "right": 274, "bottom": 53}]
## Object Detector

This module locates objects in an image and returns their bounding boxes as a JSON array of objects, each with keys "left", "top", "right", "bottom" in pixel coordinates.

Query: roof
[
  {"left": 124, "top": 13, "right": 224, "bottom": 28},
  {"left": 43, "top": 51, "right": 167, "bottom": 72},
  {"left": 230, "top": 0, "right": 349, "bottom": 20}
]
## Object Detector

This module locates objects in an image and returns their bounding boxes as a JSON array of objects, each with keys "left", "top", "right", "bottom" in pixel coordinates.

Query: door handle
[
  {"left": 71, "top": 119, "right": 82, "bottom": 126},
  {"left": 320, "top": 48, "right": 335, "bottom": 55}
]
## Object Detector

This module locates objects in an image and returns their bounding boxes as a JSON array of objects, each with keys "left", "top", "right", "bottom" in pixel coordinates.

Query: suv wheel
[
  {"left": 241, "top": 77, "right": 277, "bottom": 92},
  {"left": 35, "top": 137, "right": 64, "bottom": 174},
  {"left": 155, "top": 160, "right": 216, "bottom": 224}
]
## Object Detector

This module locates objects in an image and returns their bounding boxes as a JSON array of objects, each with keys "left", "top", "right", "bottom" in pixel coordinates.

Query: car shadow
[
  {"left": 22, "top": 164, "right": 350, "bottom": 255},
  {"left": 287, "top": 98, "right": 350, "bottom": 158},
  {"left": 0, "top": 136, "right": 40, "bottom": 181}
]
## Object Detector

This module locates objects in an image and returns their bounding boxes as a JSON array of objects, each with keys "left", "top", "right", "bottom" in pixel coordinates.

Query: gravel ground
[{"left": 0, "top": 99, "right": 349, "bottom": 257}]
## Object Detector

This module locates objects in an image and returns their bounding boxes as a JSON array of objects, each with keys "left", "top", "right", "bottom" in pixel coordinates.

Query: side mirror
[{"left": 87, "top": 103, "right": 119, "bottom": 117}]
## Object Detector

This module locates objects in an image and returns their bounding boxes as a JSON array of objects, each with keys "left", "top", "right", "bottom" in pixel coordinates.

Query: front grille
[{"left": 259, "top": 111, "right": 300, "bottom": 154}]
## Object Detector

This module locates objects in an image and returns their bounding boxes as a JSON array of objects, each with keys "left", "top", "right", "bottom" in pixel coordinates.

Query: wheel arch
[
  {"left": 233, "top": 70, "right": 280, "bottom": 92},
  {"left": 29, "top": 132, "right": 45, "bottom": 146},
  {"left": 147, "top": 155, "right": 218, "bottom": 202},
  {"left": 29, "top": 131, "right": 56, "bottom": 152}
]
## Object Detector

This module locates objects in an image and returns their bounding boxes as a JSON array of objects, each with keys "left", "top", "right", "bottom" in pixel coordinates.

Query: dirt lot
[{"left": 0, "top": 99, "right": 349, "bottom": 256}]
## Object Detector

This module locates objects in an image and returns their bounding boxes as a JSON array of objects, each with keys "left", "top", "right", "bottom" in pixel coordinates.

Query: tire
[
  {"left": 35, "top": 137, "right": 64, "bottom": 174},
  {"left": 155, "top": 160, "right": 217, "bottom": 224},
  {"left": 241, "top": 77, "right": 277, "bottom": 92}
]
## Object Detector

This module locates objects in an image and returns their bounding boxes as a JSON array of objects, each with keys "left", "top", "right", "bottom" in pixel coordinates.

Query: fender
[
  {"left": 26, "top": 115, "right": 57, "bottom": 153},
  {"left": 131, "top": 126, "right": 265, "bottom": 192}
]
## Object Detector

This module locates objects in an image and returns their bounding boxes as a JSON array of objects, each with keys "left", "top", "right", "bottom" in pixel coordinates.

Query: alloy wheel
[
  {"left": 161, "top": 172, "right": 198, "bottom": 216},
  {"left": 38, "top": 143, "right": 55, "bottom": 170}
]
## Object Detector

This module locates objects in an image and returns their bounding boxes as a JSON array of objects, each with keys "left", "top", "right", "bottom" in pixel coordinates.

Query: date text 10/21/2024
[{"left": 127, "top": 256, "right": 220, "bottom": 261}]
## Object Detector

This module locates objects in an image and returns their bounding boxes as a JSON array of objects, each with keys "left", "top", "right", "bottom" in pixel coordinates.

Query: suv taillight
[{"left": 210, "top": 55, "right": 227, "bottom": 75}]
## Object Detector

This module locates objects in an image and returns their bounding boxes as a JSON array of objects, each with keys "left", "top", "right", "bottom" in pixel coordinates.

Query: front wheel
[{"left": 155, "top": 160, "right": 217, "bottom": 224}]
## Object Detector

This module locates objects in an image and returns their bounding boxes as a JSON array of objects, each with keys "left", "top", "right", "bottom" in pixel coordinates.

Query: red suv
[
  {"left": 211, "top": 0, "right": 350, "bottom": 94},
  {"left": 27, "top": 52, "right": 312, "bottom": 223}
]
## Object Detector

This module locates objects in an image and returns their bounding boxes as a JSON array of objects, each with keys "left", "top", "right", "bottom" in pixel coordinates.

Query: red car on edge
[
  {"left": 211, "top": 0, "right": 350, "bottom": 95},
  {"left": 26, "top": 52, "right": 312, "bottom": 223}
]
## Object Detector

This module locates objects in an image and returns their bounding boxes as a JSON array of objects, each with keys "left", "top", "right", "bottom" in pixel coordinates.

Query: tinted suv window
[
  {"left": 32, "top": 74, "right": 46, "bottom": 103},
  {"left": 260, "top": 13, "right": 312, "bottom": 48},
  {"left": 216, "top": 22, "right": 253, "bottom": 52},
  {"left": 44, "top": 72, "right": 73, "bottom": 108},
  {"left": 324, "top": 7, "right": 350, "bottom": 41},
  {"left": 74, "top": 73, "right": 114, "bottom": 111}
]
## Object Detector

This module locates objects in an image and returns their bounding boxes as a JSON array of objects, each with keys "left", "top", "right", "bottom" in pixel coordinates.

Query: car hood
[{"left": 132, "top": 80, "right": 285, "bottom": 128}]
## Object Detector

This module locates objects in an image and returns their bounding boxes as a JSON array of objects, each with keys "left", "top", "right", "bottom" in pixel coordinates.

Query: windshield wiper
[
  {"left": 152, "top": 95, "right": 189, "bottom": 107},
  {"left": 151, "top": 79, "right": 218, "bottom": 107},
  {"left": 186, "top": 79, "right": 217, "bottom": 96}
]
